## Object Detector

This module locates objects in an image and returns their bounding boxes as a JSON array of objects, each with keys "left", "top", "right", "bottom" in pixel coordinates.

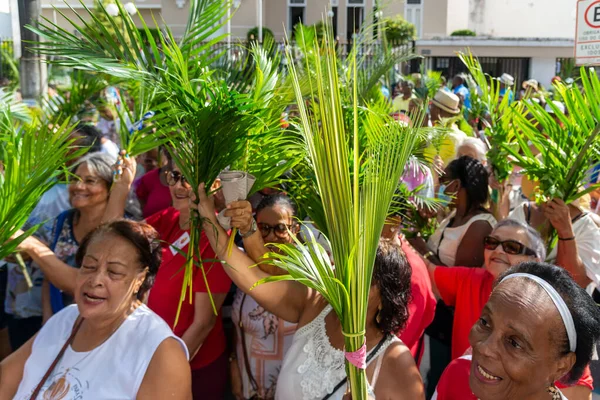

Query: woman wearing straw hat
[{"left": 428, "top": 90, "right": 469, "bottom": 165}]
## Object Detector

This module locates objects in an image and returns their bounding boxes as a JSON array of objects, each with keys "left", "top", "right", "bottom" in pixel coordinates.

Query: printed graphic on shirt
[
  {"left": 169, "top": 232, "right": 190, "bottom": 256},
  {"left": 22, "top": 367, "right": 88, "bottom": 400}
]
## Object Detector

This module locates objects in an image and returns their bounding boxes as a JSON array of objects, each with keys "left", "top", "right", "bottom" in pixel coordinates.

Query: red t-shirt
[
  {"left": 434, "top": 352, "right": 594, "bottom": 399},
  {"left": 398, "top": 238, "right": 437, "bottom": 365},
  {"left": 135, "top": 169, "right": 172, "bottom": 218},
  {"left": 146, "top": 207, "right": 232, "bottom": 370},
  {"left": 434, "top": 267, "right": 495, "bottom": 360},
  {"left": 433, "top": 354, "right": 475, "bottom": 400}
]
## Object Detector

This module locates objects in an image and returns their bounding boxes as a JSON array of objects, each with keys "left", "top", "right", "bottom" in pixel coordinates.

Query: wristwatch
[{"left": 240, "top": 218, "right": 258, "bottom": 239}]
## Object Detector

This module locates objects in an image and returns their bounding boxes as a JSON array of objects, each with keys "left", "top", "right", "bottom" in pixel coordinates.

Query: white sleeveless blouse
[
  {"left": 13, "top": 304, "right": 188, "bottom": 400},
  {"left": 276, "top": 305, "right": 398, "bottom": 400},
  {"left": 427, "top": 210, "right": 497, "bottom": 266}
]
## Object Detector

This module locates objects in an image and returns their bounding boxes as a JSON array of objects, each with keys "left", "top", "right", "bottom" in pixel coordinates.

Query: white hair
[{"left": 457, "top": 137, "right": 487, "bottom": 162}]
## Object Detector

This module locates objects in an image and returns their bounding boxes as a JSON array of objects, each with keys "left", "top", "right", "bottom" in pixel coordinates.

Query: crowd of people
[{"left": 1, "top": 71, "right": 600, "bottom": 400}]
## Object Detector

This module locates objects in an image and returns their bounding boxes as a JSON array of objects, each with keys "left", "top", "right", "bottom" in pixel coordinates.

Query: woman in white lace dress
[{"left": 198, "top": 185, "right": 424, "bottom": 400}]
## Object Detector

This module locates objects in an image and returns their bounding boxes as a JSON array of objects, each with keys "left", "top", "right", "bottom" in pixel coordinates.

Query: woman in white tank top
[
  {"left": 410, "top": 156, "right": 496, "bottom": 267},
  {"left": 0, "top": 220, "right": 191, "bottom": 400},
  {"left": 198, "top": 190, "right": 425, "bottom": 400}
]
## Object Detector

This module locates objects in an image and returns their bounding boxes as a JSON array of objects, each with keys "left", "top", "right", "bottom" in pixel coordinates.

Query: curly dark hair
[
  {"left": 446, "top": 155, "right": 489, "bottom": 211},
  {"left": 496, "top": 262, "right": 600, "bottom": 384},
  {"left": 75, "top": 219, "right": 162, "bottom": 300},
  {"left": 371, "top": 240, "right": 412, "bottom": 335}
]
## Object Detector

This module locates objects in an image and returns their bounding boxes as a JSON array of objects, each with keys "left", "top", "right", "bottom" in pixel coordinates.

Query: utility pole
[{"left": 18, "top": 0, "right": 44, "bottom": 104}]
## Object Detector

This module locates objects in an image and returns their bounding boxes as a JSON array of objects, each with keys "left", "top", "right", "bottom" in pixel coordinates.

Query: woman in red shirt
[
  {"left": 145, "top": 166, "right": 232, "bottom": 400},
  {"left": 135, "top": 147, "right": 173, "bottom": 218},
  {"left": 426, "top": 219, "right": 594, "bottom": 399},
  {"left": 107, "top": 160, "right": 231, "bottom": 399}
]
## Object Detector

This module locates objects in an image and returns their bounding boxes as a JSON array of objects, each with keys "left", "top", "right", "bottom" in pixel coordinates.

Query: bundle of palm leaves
[
  {"left": 30, "top": 0, "right": 300, "bottom": 321},
  {"left": 254, "top": 25, "right": 422, "bottom": 398},
  {"left": 507, "top": 67, "right": 600, "bottom": 204},
  {"left": 0, "top": 97, "right": 83, "bottom": 261}
]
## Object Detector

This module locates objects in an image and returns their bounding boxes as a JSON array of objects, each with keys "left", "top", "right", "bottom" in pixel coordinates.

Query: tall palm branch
[
  {"left": 30, "top": 0, "right": 300, "bottom": 321},
  {"left": 255, "top": 27, "right": 421, "bottom": 399}
]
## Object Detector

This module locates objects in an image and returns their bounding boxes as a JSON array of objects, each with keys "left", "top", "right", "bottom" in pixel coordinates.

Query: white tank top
[
  {"left": 427, "top": 210, "right": 497, "bottom": 266},
  {"left": 13, "top": 304, "right": 188, "bottom": 400},
  {"left": 276, "top": 305, "right": 398, "bottom": 400}
]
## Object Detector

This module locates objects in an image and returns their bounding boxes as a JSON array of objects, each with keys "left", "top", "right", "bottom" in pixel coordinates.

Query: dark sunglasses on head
[
  {"left": 257, "top": 223, "right": 294, "bottom": 239},
  {"left": 483, "top": 236, "right": 537, "bottom": 256},
  {"left": 165, "top": 170, "right": 189, "bottom": 187}
]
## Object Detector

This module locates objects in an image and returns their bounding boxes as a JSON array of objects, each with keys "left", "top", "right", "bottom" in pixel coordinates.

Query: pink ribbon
[{"left": 345, "top": 341, "right": 367, "bottom": 369}]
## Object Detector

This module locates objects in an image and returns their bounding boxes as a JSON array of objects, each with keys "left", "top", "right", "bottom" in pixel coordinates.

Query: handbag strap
[
  {"left": 238, "top": 293, "right": 262, "bottom": 398},
  {"left": 30, "top": 316, "right": 84, "bottom": 400},
  {"left": 321, "top": 334, "right": 390, "bottom": 400}
]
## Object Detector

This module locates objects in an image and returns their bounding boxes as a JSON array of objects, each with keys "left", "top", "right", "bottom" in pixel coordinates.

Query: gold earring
[
  {"left": 547, "top": 384, "right": 561, "bottom": 400},
  {"left": 376, "top": 305, "right": 382, "bottom": 324}
]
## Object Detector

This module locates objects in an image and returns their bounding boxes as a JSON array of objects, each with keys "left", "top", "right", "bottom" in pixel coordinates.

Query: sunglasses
[
  {"left": 257, "top": 223, "right": 294, "bottom": 239},
  {"left": 165, "top": 170, "right": 189, "bottom": 187},
  {"left": 483, "top": 236, "right": 537, "bottom": 256}
]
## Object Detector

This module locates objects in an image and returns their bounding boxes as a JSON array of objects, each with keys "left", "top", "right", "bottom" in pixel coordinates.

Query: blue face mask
[
  {"left": 438, "top": 179, "right": 457, "bottom": 205},
  {"left": 438, "top": 184, "right": 452, "bottom": 205}
]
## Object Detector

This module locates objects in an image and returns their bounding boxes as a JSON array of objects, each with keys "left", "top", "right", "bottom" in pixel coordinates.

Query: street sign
[{"left": 576, "top": 0, "right": 600, "bottom": 65}]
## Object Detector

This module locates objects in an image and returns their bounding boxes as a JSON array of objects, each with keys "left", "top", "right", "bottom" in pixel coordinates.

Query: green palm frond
[
  {"left": 0, "top": 119, "right": 84, "bottom": 260},
  {"left": 263, "top": 24, "right": 420, "bottom": 399},
  {"left": 508, "top": 66, "right": 600, "bottom": 204},
  {"left": 0, "top": 89, "right": 32, "bottom": 128},
  {"left": 42, "top": 69, "right": 109, "bottom": 125},
  {"left": 459, "top": 50, "right": 523, "bottom": 182}
]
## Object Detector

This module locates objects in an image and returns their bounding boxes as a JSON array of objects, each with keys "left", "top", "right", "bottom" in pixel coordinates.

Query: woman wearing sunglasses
[
  {"left": 423, "top": 219, "right": 545, "bottom": 362},
  {"left": 424, "top": 219, "right": 593, "bottom": 399},
  {"left": 104, "top": 164, "right": 232, "bottom": 400},
  {"left": 224, "top": 194, "right": 300, "bottom": 400}
]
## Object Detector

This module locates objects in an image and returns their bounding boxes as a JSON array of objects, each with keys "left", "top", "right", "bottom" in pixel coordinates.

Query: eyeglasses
[
  {"left": 258, "top": 223, "right": 294, "bottom": 239},
  {"left": 165, "top": 170, "right": 190, "bottom": 187},
  {"left": 483, "top": 236, "right": 537, "bottom": 256},
  {"left": 69, "top": 176, "right": 104, "bottom": 187}
]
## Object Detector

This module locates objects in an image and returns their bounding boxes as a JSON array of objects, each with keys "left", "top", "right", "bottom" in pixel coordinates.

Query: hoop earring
[
  {"left": 547, "top": 384, "right": 561, "bottom": 400},
  {"left": 375, "top": 305, "right": 382, "bottom": 324}
]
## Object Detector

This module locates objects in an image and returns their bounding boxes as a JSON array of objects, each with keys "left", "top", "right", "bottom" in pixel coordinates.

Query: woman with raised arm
[
  {"left": 227, "top": 194, "right": 300, "bottom": 400},
  {"left": 197, "top": 184, "right": 424, "bottom": 400}
]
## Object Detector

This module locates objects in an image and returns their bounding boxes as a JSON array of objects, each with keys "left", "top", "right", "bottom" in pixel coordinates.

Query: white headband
[{"left": 500, "top": 273, "right": 577, "bottom": 353}]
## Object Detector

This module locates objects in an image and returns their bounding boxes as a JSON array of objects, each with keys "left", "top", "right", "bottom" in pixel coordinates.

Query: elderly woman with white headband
[{"left": 433, "top": 261, "right": 600, "bottom": 400}]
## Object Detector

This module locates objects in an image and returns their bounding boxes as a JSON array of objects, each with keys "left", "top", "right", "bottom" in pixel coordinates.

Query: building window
[
  {"left": 436, "top": 58, "right": 450, "bottom": 69},
  {"left": 288, "top": 0, "right": 306, "bottom": 35},
  {"left": 331, "top": 6, "right": 338, "bottom": 38},
  {"left": 347, "top": 0, "right": 365, "bottom": 41},
  {"left": 405, "top": 0, "right": 423, "bottom": 38}
]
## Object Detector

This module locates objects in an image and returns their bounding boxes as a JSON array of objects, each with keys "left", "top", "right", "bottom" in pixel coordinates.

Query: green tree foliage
[
  {"left": 383, "top": 15, "right": 416, "bottom": 45},
  {"left": 450, "top": 29, "right": 476, "bottom": 36},
  {"left": 247, "top": 26, "right": 274, "bottom": 43}
]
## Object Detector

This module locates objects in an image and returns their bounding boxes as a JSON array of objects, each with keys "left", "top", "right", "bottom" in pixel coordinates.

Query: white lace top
[{"left": 276, "top": 305, "right": 397, "bottom": 400}]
